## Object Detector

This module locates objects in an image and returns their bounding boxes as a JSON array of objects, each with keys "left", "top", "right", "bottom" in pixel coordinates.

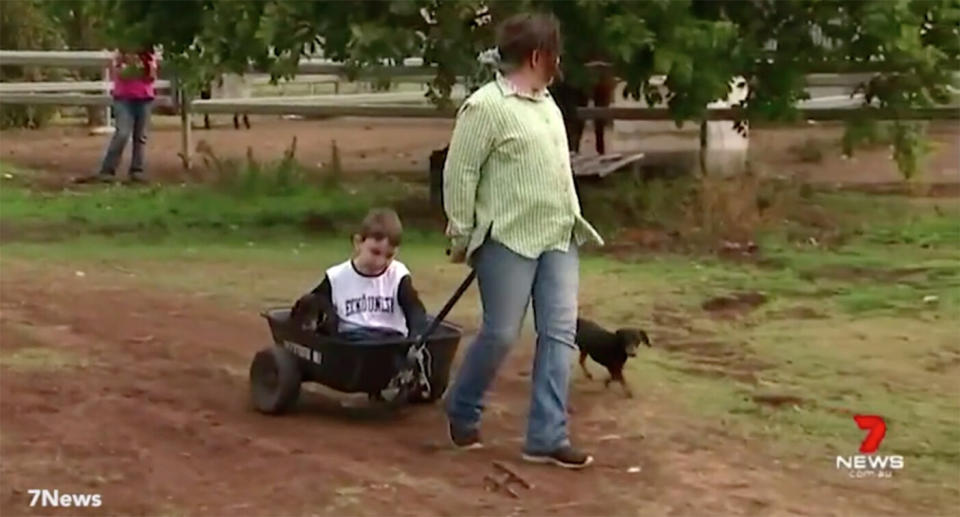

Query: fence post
[
  {"left": 178, "top": 86, "right": 192, "bottom": 170},
  {"left": 102, "top": 65, "right": 112, "bottom": 130},
  {"left": 88, "top": 65, "right": 115, "bottom": 135},
  {"left": 702, "top": 77, "right": 749, "bottom": 176}
]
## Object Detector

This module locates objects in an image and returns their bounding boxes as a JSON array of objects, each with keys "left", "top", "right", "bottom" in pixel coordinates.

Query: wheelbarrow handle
[{"left": 418, "top": 268, "right": 477, "bottom": 345}]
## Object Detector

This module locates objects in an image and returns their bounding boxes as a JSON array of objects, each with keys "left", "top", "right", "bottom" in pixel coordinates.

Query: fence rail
[
  {"left": 202, "top": 89, "right": 465, "bottom": 106},
  {"left": 188, "top": 99, "right": 960, "bottom": 121},
  {"left": 0, "top": 93, "right": 175, "bottom": 108},
  {"left": 0, "top": 50, "right": 113, "bottom": 68},
  {"left": 2, "top": 93, "right": 955, "bottom": 121},
  {"left": 578, "top": 106, "right": 960, "bottom": 121},
  {"left": 0, "top": 80, "right": 172, "bottom": 94}
]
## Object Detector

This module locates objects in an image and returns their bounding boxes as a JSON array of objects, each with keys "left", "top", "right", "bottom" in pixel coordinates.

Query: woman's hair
[{"left": 495, "top": 12, "right": 562, "bottom": 70}]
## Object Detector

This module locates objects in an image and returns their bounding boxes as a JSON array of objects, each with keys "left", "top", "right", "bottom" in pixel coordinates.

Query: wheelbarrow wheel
[{"left": 250, "top": 346, "right": 302, "bottom": 414}]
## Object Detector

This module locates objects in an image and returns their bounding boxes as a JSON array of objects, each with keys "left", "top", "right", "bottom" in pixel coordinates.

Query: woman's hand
[{"left": 447, "top": 244, "right": 467, "bottom": 264}]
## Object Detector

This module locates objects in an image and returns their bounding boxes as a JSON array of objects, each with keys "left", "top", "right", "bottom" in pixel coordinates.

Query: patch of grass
[
  {"left": 621, "top": 312, "right": 960, "bottom": 510},
  {"left": 0, "top": 321, "right": 88, "bottom": 372},
  {"left": 579, "top": 173, "right": 694, "bottom": 235},
  {"left": 0, "top": 230, "right": 447, "bottom": 267},
  {"left": 0, "top": 159, "right": 437, "bottom": 240},
  {"left": 773, "top": 190, "right": 960, "bottom": 249},
  {"left": 632, "top": 283, "right": 960, "bottom": 512},
  {"left": 0, "top": 322, "right": 89, "bottom": 371},
  {"left": 763, "top": 331, "right": 959, "bottom": 485},
  {"left": 196, "top": 136, "right": 311, "bottom": 196},
  {"left": 751, "top": 193, "right": 960, "bottom": 316},
  {"left": 864, "top": 212, "right": 960, "bottom": 248},
  {"left": 0, "top": 233, "right": 464, "bottom": 324},
  {"left": 580, "top": 168, "right": 809, "bottom": 251},
  {"left": 0, "top": 181, "right": 368, "bottom": 234},
  {"left": 574, "top": 194, "right": 960, "bottom": 510},
  {"left": 0, "top": 347, "right": 87, "bottom": 371}
]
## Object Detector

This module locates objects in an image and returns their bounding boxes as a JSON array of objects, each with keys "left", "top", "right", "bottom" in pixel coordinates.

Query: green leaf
[{"left": 654, "top": 48, "right": 675, "bottom": 75}]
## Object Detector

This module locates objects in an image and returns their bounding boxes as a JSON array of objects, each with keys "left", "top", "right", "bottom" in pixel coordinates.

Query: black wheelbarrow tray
[{"left": 249, "top": 269, "right": 476, "bottom": 414}]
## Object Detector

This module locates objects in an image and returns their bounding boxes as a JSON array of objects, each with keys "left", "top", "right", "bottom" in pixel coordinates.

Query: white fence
[
  {"left": 2, "top": 49, "right": 957, "bottom": 171},
  {"left": 0, "top": 80, "right": 172, "bottom": 94}
]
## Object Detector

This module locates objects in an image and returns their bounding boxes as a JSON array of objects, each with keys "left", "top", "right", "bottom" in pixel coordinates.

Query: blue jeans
[
  {"left": 99, "top": 99, "right": 152, "bottom": 176},
  {"left": 445, "top": 239, "right": 579, "bottom": 453},
  {"left": 338, "top": 315, "right": 435, "bottom": 342},
  {"left": 340, "top": 318, "right": 434, "bottom": 379},
  {"left": 339, "top": 327, "right": 405, "bottom": 342}
]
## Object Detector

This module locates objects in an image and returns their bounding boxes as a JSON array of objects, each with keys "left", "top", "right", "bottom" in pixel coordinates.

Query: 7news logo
[
  {"left": 28, "top": 489, "right": 102, "bottom": 508},
  {"left": 835, "top": 415, "right": 904, "bottom": 478}
]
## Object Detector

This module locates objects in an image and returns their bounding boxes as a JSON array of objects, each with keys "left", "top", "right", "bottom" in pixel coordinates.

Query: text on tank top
[{"left": 325, "top": 259, "right": 411, "bottom": 335}]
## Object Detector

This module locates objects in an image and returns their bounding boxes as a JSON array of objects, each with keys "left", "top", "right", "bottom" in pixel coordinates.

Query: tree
[
  {"left": 0, "top": 0, "right": 65, "bottom": 128},
  {"left": 43, "top": 0, "right": 114, "bottom": 126},
  {"left": 104, "top": 0, "right": 502, "bottom": 104},
  {"left": 106, "top": 0, "right": 959, "bottom": 177}
]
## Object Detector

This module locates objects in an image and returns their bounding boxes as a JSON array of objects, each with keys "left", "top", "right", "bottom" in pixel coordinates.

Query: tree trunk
[
  {"left": 699, "top": 119, "right": 708, "bottom": 176},
  {"left": 178, "top": 88, "right": 192, "bottom": 169}
]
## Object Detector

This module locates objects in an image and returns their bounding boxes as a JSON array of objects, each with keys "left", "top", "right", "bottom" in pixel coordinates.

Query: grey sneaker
[
  {"left": 522, "top": 445, "right": 594, "bottom": 469},
  {"left": 449, "top": 423, "right": 483, "bottom": 450}
]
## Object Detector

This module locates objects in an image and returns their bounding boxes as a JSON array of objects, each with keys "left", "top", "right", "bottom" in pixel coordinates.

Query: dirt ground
[
  {"left": 1, "top": 116, "right": 957, "bottom": 186},
  {"left": 0, "top": 260, "right": 928, "bottom": 517},
  {"left": 1, "top": 117, "right": 454, "bottom": 184}
]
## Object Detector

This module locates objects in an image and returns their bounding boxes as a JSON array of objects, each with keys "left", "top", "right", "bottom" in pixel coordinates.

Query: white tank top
[{"left": 325, "top": 259, "right": 411, "bottom": 335}]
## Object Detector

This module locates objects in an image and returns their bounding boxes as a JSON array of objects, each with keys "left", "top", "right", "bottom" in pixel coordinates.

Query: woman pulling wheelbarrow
[{"left": 442, "top": 12, "right": 605, "bottom": 470}]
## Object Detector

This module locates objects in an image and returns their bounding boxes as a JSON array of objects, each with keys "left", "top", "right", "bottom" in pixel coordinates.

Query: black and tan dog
[
  {"left": 290, "top": 292, "right": 338, "bottom": 336},
  {"left": 575, "top": 318, "right": 651, "bottom": 398}
]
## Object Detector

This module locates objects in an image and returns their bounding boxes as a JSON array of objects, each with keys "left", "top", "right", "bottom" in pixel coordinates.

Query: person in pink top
[{"left": 78, "top": 45, "right": 157, "bottom": 184}]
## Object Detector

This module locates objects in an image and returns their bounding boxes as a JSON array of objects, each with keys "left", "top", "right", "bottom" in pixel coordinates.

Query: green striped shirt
[{"left": 443, "top": 74, "right": 604, "bottom": 261}]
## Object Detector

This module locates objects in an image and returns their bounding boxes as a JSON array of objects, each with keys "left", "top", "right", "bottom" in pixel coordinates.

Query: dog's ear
[
  {"left": 615, "top": 329, "right": 636, "bottom": 347},
  {"left": 617, "top": 328, "right": 652, "bottom": 347},
  {"left": 290, "top": 294, "right": 318, "bottom": 330},
  {"left": 290, "top": 294, "right": 311, "bottom": 319},
  {"left": 635, "top": 329, "right": 652, "bottom": 347}
]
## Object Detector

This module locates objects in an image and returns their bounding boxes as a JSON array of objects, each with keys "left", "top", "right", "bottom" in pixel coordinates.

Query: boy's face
[{"left": 353, "top": 236, "right": 397, "bottom": 275}]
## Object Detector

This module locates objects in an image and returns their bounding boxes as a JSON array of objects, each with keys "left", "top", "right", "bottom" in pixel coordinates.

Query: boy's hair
[
  {"left": 358, "top": 208, "right": 403, "bottom": 246},
  {"left": 496, "top": 12, "right": 562, "bottom": 69}
]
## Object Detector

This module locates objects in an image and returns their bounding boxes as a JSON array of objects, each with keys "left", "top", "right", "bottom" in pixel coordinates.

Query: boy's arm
[
  {"left": 309, "top": 275, "right": 332, "bottom": 297},
  {"left": 397, "top": 275, "right": 428, "bottom": 338}
]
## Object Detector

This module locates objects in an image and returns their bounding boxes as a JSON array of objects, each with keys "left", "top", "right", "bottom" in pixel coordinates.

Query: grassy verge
[{"left": 0, "top": 160, "right": 441, "bottom": 240}]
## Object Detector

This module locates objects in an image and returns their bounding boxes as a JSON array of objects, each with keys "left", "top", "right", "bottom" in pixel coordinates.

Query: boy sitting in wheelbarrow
[
  {"left": 251, "top": 207, "right": 472, "bottom": 411},
  {"left": 290, "top": 208, "right": 429, "bottom": 342}
]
